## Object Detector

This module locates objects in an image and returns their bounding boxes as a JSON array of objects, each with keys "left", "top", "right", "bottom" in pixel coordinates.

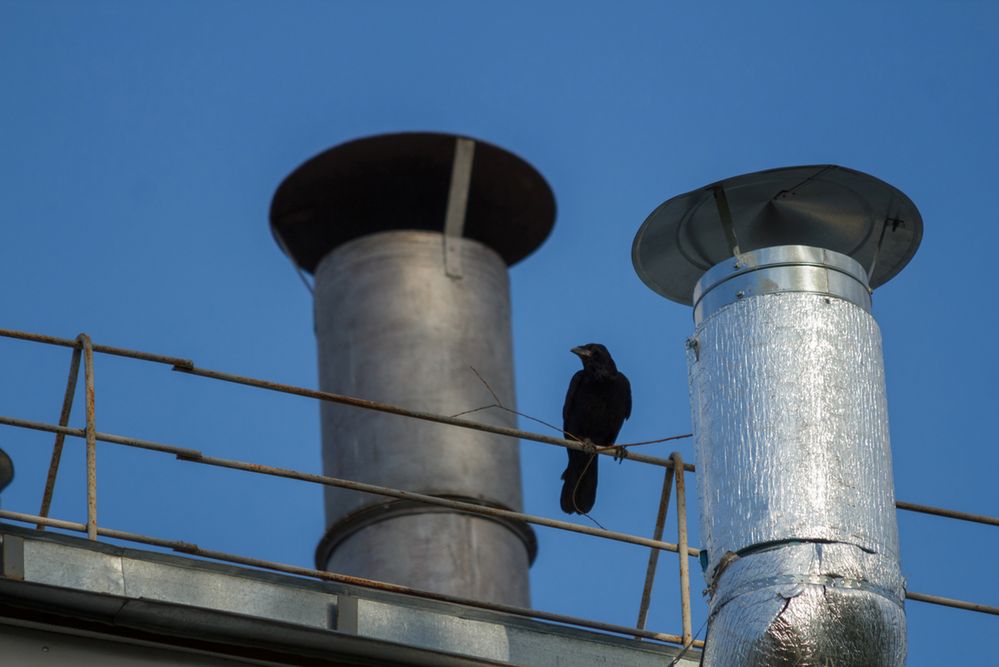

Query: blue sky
[{"left": 1, "top": 2, "right": 997, "bottom": 663}]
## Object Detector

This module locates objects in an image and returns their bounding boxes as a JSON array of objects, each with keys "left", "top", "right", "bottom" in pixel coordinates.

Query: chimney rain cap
[
  {"left": 271, "top": 132, "right": 556, "bottom": 272},
  {"left": 632, "top": 164, "right": 922, "bottom": 305}
]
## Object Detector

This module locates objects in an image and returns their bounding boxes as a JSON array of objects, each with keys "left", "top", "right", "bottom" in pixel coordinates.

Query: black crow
[{"left": 560, "top": 343, "right": 631, "bottom": 514}]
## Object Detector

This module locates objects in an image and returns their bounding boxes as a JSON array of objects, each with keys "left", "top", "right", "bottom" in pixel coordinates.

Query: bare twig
[
  {"left": 668, "top": 616, "right": 709, "bottom": 665},
  {"left": 605, "top": 433, "right": 693, "bottom": 449},
  {"left": 572, "top": 451, "right": 608, "bottom": 531},
  {"left": 449, "top": 405, "right": 498, "bottom": 419},
  {"left": 583, "top": 510, "right": 607, "bottom": 531},
  {"left": 469, "top": 366, "right": 503, "bottom": 405}
]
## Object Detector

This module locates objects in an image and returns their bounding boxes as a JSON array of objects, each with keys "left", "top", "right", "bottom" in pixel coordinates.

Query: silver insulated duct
[
  {"left": 633, "top": 166, "right": 922, "bottom": 666},
  {"left": 270, "top": 133, "right": 556, "bottom": 606}
]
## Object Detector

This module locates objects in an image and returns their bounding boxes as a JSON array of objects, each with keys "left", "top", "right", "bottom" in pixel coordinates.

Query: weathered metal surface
[
  {"left": 19, "top": 536, "right": 127, "bottom": 596},
  {"left": 0, "top": 526, "right": 703, "bottom": 664},
  {"left": 701, "top": 543, "right": 907, "bottom": 665},
  {"left": 333, "top": 514, "right": 531, "bottom": 616},
  {"left": 0, "top": 511, "right": 700, "bottom": 646},
  {"left": 314, "top": 232, "right": 522, "bottom": 512},
  {"left": 312, "top": 230, "right": 530, "bottom": 604},
  {"left": 315, "top": 496, "right": 539, "bottom": 567},
  {"left": 0, "top": 624, "right": 264, "bottom": 667},
  {"left": 686, "top": 250, "right": 906, "bottom": 666}
]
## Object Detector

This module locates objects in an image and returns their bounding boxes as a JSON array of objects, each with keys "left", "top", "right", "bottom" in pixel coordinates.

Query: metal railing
[{"left": 0, "top": 327, "right": 996, "bottom": 657}]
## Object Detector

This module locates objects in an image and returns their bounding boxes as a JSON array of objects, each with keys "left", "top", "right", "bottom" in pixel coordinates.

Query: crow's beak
[{"left": 571, "top": 346, "right": 591, "bottom": 358}]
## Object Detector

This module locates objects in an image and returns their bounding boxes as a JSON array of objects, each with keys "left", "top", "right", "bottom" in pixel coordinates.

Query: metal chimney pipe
[
  {"left": 633, "top": 166, "right": 921, "bottom": 666},
  {"left": 270, "top": 133, "right": 555, "bottom": 606}
]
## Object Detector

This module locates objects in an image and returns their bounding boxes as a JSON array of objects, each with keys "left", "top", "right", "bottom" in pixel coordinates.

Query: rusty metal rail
[
  {"left": 37, "top": 345, "right": 81, "bottom": 525},
  {"left": 0, "top": 328, "right": 194, "bottom": 370},
  {"left": 2, "top": 324, "right": 998, "bottom": 526},
  {"left": 905, "top": 591, "right": 999, "bottom": 616},
  {"left": 672, "top": 452, "right": 693, "bottom": 646},
  {"left": 170, "top": 364, "right": 999, "bottom": 530},
  {"left": 5, "top": 326, "right": 999, "bottom": 526},
  {"left": 636, "top": 464, "right": 675, "bottom": 631},
  {"left": 1, "top": 325, "right": 998, "bottom": 639},
  {"left": 895, "top": 500, "right": 999, "bottom": 528},
  {"left": 80, "top": 334, "right": 98, "bottom": 540},
  {"left": 0, "top": 327, "right": 692, "bottom": 471},
  {"left": 0, "top": 414, "right": 698, "bottom": 557},
  {"left": 2, "top": 411, "right": 995, "bottom": 619},
  {"left": 175, "top": 364, "right": 694, "bottom": 470}
]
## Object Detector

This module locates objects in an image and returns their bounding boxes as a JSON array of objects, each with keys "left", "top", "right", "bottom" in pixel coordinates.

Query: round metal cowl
[
  {"left": 632, "top": 165, "right": 923, "bottom": 305},
  {"left": 271, "top": 132, "right": 557, "bottom": 272}
]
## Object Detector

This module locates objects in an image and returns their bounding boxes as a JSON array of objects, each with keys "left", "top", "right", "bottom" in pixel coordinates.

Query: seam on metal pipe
[{"left": 314, "top": 495, "right": 539, "bottom": 570}]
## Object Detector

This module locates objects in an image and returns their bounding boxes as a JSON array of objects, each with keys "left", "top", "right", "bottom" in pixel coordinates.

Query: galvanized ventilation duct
[
  {"left": 633, "top": 166, "right": 921, "bottom": 666},
  {"left": 270, "top": 133, "right": 556, "bottom": 606}
]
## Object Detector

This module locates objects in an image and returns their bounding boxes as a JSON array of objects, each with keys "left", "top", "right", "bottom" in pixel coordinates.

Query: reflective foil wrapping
[{"left": 687, "top": 292, "right": 906, "bottom": 666}]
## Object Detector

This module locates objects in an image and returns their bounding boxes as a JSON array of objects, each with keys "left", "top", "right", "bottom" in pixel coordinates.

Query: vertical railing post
[
  {"left": 635, "top": 462, "right": 675, "bottom": 631},
  {"left": 78, "top": 334, "right": 97, "bottom": 540},
  {"left": 37, "top": 346, "right": 83, "bottom": 528},
  {"left": 671, "top": 451, "right": 693, "bottom": 646}
]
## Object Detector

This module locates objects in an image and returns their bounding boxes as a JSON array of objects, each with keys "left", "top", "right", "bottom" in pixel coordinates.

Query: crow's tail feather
[{"left": 560, "top": 453, "right": 598, "bottom": 514}]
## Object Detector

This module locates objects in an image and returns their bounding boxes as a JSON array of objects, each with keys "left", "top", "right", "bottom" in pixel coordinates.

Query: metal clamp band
[
  {"left": 315, "top": 496, "right": 539, "bottom": 571},
  {"left": 692, "top": 245, "right": 872, "bottom": 323}
]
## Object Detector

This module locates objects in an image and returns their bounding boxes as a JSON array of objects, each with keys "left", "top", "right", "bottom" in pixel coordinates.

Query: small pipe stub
[
  {"left": 632, "top": 165, "right": 923, "bottom": 305},
  {"left": 270, "top": 132, "right": 557, "bottom": 273},
  {"left": 0, "top": 448, "right": 13, "bottom": 494}
]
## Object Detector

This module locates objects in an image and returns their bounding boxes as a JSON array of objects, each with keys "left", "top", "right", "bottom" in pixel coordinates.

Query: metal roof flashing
[{"left": 0, "top": 525, "right": 699, "bottom": 666}]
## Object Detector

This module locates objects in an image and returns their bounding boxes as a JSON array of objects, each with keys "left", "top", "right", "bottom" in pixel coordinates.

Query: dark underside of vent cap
[{"left": 271, "top": 132, "right": 557, "bottom": 272}]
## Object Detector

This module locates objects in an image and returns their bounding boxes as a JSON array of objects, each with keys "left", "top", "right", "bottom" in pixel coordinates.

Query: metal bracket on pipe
[
  {"left": 711, "top": 185, "right": 742, "bottom": 258},
  {"left": 443, "top": 138, "right": 475, "bottom": 279},
  {"left": 867, "top": 211, "right": 903, "bottom": 285}
]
